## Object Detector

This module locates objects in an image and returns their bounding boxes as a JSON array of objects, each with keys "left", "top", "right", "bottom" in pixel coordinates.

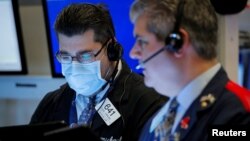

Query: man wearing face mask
[{"left": 29, "top": 3, "right": 167, "bottom": 141}]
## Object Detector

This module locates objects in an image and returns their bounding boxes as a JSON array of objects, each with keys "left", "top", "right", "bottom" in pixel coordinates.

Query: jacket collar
[
  {"left": 175, "top": 67, "right": 229, "bottom": 140},
  {"left": 53, "top": 84, "right": 75, "bottom": 124},
  {"left": 91, "top": 60, "right": 133, "bottom": 130}
]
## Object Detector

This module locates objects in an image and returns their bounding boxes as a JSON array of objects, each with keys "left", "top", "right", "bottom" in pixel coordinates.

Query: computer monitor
[
  {"left": 239, "top": 47, "right": 250, "bottom": 89},
  {"left": 0, "top": 121, "right": 67, "bottom": 141},
  {"left": 42, "top": 0, "right": 140, "bottom": 77},
  {"left": 0, "top": 0, "right": 27, "bottom": 75},
  {"left": 44, "top": 125, "right": 100, "bottom": 141}
]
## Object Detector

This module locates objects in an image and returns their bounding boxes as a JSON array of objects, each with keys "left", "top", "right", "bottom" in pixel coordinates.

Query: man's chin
[{"left": 144, "top": 78, "right": 153, "bottom": 88}]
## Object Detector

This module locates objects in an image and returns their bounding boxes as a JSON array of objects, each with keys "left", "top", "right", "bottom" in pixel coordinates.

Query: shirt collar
[
  {"left": 178, "top": 63, "right": 221, "bottom": 109},
  {"left": 76, "top": 60, "right": 122, "bottom": 102},
  {"left": 150, "top": 63, "right": 221, "bottom": 132},
  {"left": 75, "top": 60, "right": 122, "bottom": 119}
]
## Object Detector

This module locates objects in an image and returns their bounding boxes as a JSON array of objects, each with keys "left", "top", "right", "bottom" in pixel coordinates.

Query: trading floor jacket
[
  {"left": 139, "top": 67, "right": 250, "bottom": 141},
  {"left": 30, "top": 61, "right": 168, "bottom": 141}
]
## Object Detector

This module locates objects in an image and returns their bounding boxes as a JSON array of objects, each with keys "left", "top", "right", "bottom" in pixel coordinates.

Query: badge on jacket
[{"left": 95, "top": 98, "right": 121, "bottom": 126}]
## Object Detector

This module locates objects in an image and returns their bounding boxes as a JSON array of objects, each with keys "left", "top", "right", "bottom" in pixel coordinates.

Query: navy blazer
[{"left": 140, "top": 67, "right": 250, "bottom": 141}]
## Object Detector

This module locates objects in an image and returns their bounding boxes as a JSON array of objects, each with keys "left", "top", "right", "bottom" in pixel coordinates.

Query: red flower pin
[{"left": 181, "top": 116, "right": 190, "bottom": 129}]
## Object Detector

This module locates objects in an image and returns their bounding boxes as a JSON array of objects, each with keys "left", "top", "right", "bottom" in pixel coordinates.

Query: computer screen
[
  {"left": 239, "top": 47, "right": 250, "bottom": 89},
  {"left": 0, "top": 121, "right": 67, "bottom": 140},
  {"left": 0, "top": 0, "right": 27, "bottom": 74},
  {"left": 42, "top": 0, "right": 140, "bottom": 77}
]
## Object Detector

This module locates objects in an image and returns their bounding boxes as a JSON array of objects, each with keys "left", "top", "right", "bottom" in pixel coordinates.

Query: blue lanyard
[{"left": 69, "top": 95, "right": 78, "bottom": 125}]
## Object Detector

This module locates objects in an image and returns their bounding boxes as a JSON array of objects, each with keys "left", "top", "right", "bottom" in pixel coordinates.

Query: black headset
[
  {"left": 165, "top": 0, "right": 185, "bottom": 52},
  {"left": 85, "top": 3, "right": 123, "bottom": 61},
  {"left": 106, "top": 34, "right": 123, "bottom": 61}
]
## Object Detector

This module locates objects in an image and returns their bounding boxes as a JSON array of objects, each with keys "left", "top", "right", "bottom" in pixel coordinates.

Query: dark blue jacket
[{"left": 139, "top": 67, "right": 250, "bottom": 141}]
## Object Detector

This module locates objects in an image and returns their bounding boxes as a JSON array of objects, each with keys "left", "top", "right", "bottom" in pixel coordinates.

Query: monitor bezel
[
  {"left": 42, "top": 0, "right": 63, "bottom": 77},
  {"left": 0, "top": 0, "right": 27, "bottom": 75},
  {"left": 42, "top": 0, "right": 140, "bottom": 78}
]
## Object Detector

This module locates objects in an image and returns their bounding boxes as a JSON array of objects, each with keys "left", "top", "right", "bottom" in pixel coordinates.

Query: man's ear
[{"left": 174, "top": 28, "right": 190, "bottom": 58}]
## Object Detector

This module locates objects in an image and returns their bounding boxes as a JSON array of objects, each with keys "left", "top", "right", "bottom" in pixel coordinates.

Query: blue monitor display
[
  {"left": 239, "top": 48, "right": 250, "bottom": 89},
  {"left": 42, "top": 0, "right": 140, "bottom": 77}
]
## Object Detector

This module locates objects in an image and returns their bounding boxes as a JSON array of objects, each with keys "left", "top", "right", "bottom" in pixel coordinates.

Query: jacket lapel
[
  {"left": 175, "top": 67, "right": 229, "bottom": 140},
  {"left": 91, "top": 61, "right": 131, "bottom": 130},
  {"left": 53, "top": 84, "right": 75, "bottom": 124}
]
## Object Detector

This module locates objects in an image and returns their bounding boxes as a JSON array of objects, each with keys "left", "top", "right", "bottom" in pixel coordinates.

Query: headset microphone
[
  {"left": 136, "top": 0, "right": 185, "bottom": 70},
  {"left": 136, "top": 46, "right": 166, "bottom": 70}
]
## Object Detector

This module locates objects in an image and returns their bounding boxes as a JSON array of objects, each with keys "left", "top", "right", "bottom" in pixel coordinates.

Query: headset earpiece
[
  {"left": 165, "top": 31, "right": 183, "bottom": 52},
  {"left": 165, "top": 0, "right": 185, "bottom": 53},
  {"left": 106, "top": 40, "right": 123, "bottom": 61}
]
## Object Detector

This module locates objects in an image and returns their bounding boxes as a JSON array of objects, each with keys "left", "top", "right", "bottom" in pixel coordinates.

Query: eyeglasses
[
  {"left": 135, "top": 37, "right": 149, "bottom": 50},
  {"left": 56, "top": 45, "right": 105, "bottom": 64}
]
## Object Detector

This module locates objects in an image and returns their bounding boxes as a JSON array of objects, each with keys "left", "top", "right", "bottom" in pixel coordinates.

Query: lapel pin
[
  {"left": 180, "top": 116, "right": 190, "bottom": 129},
  {"left": 200, "top": 93, "right": 215, "bottom": 108},
  {"left": 201, "top": 101, "right": 208, "bottom": 108},
  {"left": 173, "top": 132, "right": 180, "bottom": 141}
]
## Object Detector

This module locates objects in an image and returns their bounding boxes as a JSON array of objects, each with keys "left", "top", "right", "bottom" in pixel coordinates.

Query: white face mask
[{"left": 61, "top": 61, "right": 107, "bottom": 97}]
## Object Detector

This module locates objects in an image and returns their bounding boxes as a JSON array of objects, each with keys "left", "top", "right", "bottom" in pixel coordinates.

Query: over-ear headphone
[
  {"left": 106, "top": 28, "right": 123, "bottom": 61},
  {"left": 135, "top": 0, "right": 186, "bottom": 70},
  {"left": 107, "top": 40, "right": 123, "bottom": 61},
  {"left": 165, "top": 0, "right": 185, "bottom": 52}
]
